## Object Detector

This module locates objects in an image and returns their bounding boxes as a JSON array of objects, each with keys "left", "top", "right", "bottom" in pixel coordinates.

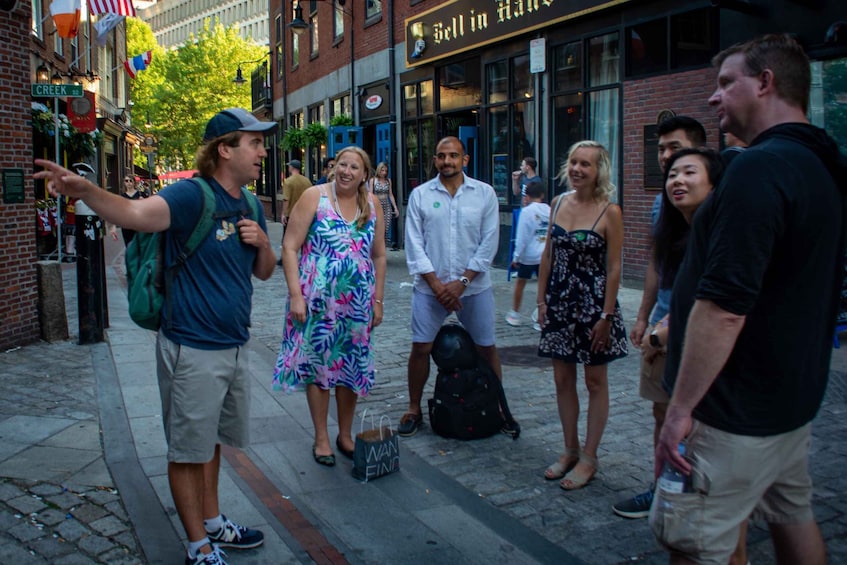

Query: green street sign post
[
  {"left": 31, "top": 81, "right": 84, "bottom": 261},
  {"left": 31, "top": 83, "right": 83, "bottom": 98}
]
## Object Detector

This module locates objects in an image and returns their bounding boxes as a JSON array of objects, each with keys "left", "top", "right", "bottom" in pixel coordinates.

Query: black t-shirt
[{"left": 664, "top": 124, "right": 844, "bottom": 436}]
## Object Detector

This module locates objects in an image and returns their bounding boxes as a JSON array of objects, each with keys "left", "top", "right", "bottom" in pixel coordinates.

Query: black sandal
[
  {"left": 312, "top": 444, "right": 336, "bottom": 467},
  {"left": 336, "top": 436, "right": 355, "bottom": 460}
]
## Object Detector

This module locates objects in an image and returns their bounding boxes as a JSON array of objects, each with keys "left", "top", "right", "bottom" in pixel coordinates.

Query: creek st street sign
[{"left": 31, "top": 83, "right": 83, "bottom": 98}]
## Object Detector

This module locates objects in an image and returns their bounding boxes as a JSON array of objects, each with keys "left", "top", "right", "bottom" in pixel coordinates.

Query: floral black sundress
[{"left": 538, "top": 203, "right": 628, "bottom": 365}]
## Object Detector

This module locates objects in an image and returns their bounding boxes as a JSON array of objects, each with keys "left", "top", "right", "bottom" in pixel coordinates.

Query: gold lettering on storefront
[
  {"left": 433, "top": 10, "right": 490, "bottom": 44},
  {"left": 496, "top": 0, "right": 554, "bottom": 22}
]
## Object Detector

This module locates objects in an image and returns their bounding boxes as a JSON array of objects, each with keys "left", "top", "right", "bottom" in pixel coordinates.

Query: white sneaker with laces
[
  {"left": 186, "top": 546, "right": 228, "bottom": 565},
  {"left": 505, "top": 310, "right": 522, "bottom": 326}
]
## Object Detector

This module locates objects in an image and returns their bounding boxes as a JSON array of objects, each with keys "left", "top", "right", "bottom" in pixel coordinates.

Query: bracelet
[
  {"left": 537, "top": 302, "right": 546, "bottom": 306},
  {"left": 375, "top": 299, "right": 383, "bottom": 305}
]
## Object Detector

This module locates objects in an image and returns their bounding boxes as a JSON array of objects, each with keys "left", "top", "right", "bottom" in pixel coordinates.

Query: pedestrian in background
[
  {"left": 36, "top": 107, "right": 278, "bottom": 565},
  {"left": 537, "top": 140, "right": 627, "bottom": 491},
  {"left": 505, "top": 181, "right": 550, "bottom": 330},
  {"left": 368, "top": 162, "right": 400, "bottom": 250},
  {"left": 654, "top": 34, "right": 846, "bottom": 564},
  {"left": 277, "top": 159, "right": 313, "bottom": 265},
  {"left": 273, "top": 146, "right": 387, "bottom": 466},
  {"left": 398, "top": 136, "right": 503, "bottom": 437},
  {"left": 315, "top": 156, "right": 336, "bottom": 185},
  {"left": 109, "top": 173, "right": 148, "bottom": 245},
  {"left": 511, "top": 156, "right": 543, "bottom": 206}
]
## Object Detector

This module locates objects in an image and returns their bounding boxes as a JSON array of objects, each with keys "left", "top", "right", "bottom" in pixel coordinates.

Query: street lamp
[
  {"left": 233, "top": 54, "right": 270, "bottom": 85},
  {"left": 289, "top": 1, "right": 308, "bottom": 35},
  {"left": 36, "top": 63, "right": 50, "bottom": 83}
]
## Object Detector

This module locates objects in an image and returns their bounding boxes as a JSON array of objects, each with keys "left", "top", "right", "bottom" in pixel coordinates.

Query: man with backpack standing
[
  {"left": 398, "top": 136, "right": 503, "bottom": 437},
  {"left": 35, "top": 108, "right": 277, "bottom": 565}
]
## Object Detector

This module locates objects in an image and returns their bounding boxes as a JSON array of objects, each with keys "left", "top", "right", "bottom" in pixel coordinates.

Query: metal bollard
[{"left": 75, "top": 199, "right": 106, "bottom": 344}]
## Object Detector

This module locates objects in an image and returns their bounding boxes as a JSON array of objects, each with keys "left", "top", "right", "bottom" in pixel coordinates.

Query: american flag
[{"left": 88, "top": 0, "right": 136, "bottom": 17}]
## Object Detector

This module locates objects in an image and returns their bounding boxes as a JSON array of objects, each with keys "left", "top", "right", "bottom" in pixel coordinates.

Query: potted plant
[
  {"left": 279, "top": 127, "right": 305, "bottom": 151},
  {"left": 330, "top": 114, "right": 353, "bottom": 127},
  {"left": 303, "top": 122, "right": 327, "bottom": 147}
]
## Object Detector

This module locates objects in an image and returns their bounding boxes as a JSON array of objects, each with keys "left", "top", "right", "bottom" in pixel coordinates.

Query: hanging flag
[
  {"left": 124, "top": 50, "right": 152, "bottom": 79},
  {"left": 88, "top": 0, "right": 136, "bottom": 17},
  {"left": 50, "top": 0, "right": 82, "bottom": 39},
  {"left": 93, "top": 13, "right": 124, "bottom": 46}
]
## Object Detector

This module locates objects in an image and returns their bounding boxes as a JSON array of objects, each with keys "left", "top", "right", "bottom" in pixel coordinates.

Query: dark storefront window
[
  {"left": 402, "top": 78, "right": 435, "bottom": 201},
  {"left": 552, "top": 32, "right": 621, "bottom": 194},
  {"left": 486, "top": 55, "right": 536, "bottom": 206},
  {"left": 626, "top": 8, "right": 716, "bottom": 78},
  {"left": 439, "top": 59, "right": 481, "bottom": 111}
]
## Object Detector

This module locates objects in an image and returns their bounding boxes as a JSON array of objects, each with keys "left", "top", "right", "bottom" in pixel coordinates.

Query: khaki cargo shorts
[{"left": 649, "top": 420, "right": 814, "bottom": 564}]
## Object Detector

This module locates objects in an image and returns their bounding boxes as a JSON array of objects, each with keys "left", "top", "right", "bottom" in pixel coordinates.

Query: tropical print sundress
[{"left": 273, "top": 185, "right": 377, "bottom": 395}]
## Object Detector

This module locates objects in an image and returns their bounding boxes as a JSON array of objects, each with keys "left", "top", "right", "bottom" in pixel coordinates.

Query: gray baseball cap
[{"left": 203, "top": 108, "right": 277, "bottom": 141}]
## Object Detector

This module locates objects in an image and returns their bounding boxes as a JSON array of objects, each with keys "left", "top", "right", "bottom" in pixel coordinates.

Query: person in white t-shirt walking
[{"left": 506, "top": 182, "right": 550, "bottom": 330}]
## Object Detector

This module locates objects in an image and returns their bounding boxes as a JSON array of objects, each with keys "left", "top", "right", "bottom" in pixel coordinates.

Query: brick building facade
[{"left": 0, "top": 3, "right": 40, "bottom": 348}]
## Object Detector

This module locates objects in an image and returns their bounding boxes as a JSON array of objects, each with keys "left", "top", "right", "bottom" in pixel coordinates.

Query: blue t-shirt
[{"left": 157, "top": 178, "right": 267, "bottom": 349}]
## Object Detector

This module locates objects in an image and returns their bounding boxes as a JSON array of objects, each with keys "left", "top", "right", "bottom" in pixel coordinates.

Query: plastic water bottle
[{"left": 657, "top": 443, "right": 690, "bottom": 494}]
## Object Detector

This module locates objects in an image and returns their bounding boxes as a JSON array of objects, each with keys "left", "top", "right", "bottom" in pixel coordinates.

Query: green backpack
[{"left": 125, "top": 178, "right": 260, "bottom": 331}]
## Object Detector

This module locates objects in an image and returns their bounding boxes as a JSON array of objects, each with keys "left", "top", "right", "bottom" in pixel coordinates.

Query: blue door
[
  {"left": 375, "top": 123, "right": 391, "bottom": 167},
  {"left": 458, "top": 126, "right": 478, "bottom": 178}
]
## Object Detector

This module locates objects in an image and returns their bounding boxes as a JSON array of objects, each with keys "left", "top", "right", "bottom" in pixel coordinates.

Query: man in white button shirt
[{"left": 398, "top": 136, "right": 502, "bottom": 437}]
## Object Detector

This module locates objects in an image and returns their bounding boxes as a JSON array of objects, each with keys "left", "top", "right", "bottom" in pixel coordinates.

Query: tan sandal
[
  {"left": 560, "top": 453, "right": 598, "bottom": 490},
  {"left": 544, "top": 447, "right": 580, "bottom": 480}
]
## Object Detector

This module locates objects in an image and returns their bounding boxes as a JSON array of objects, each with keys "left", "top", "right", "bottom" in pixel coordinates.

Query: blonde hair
[
  {"left": 556, "top": 140, "right": 615, "bottom": 201},
  {"left": 335, "top": 146, "right": 373, "bottom": 229}
]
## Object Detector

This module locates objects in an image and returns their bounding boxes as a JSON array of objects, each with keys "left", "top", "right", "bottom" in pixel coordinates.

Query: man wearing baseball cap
[{"left": 36, "top": 107, "right": 277, "bottom": 564}]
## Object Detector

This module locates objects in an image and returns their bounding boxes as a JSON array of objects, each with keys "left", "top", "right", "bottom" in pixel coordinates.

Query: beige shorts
[
  {"left": 650, "top": 420, "right": 814, "bottom": 564},
  {"left": 639, "top": 352, "right": 669, "bottom": 404},
  {"left": 156, "top": 333, "right": 251, "bottom": 463}
]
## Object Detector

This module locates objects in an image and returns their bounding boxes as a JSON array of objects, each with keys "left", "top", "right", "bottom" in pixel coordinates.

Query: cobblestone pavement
[
  {"left": 0, "top": 338, "right": 143, "bottom": 564},
  {"left": 0, "top": 238, "right": 845, "bottom": 563},
  {"left": 248, "top": 248, "right": 847, "bottom": 564}
]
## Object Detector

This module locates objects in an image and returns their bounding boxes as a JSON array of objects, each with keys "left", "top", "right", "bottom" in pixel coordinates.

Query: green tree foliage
[{"left": 127, "top": 18, "right": 266, "bottom": 171}]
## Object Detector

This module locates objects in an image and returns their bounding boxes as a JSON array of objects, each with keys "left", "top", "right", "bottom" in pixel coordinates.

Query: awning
[{"left": 158, "top": 170, "right": 198, "bottom": 180}]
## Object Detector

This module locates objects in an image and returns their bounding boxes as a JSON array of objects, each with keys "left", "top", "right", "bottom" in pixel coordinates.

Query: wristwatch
[
  {"left": 649, "top": 330, "right": 662, "bottom": 348},
  {"left": 599, "top": 312, "right": 614, "bottom": 321},
  {"left": 459, "top": 276, "right": 470, "bottom": 287}
]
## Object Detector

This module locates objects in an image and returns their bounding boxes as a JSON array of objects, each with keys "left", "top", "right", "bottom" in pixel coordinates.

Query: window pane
[
  {"left": 627, "top": 19, "right": 667, "bottom": 77},
  {"left": 554, "top": 42, "right": 582, "bottom": 92},
  {"left": 366, "top": 0, "right": 381, "bottom": 19},
  {"left": 420, "top": 80, "right": 433, "bottom": 115},
  {"left": 552, "top": 93, "right": 584, "bottom": 179},
  {"left": 588, "top": 32, "right": 619, "bottom": 87},
  {"left": 490, "top": 106, "right": 509, "bottom": 155},
  {"left": 311, "top": 17, "right": 319, "bottom": 55},
  {"left": 405, "top": 123, "right": 419, "bottom": 192},
  {"left": 403, "top": 84, "right": 418, "bottom": 119},
  {"left": 512, "top": 54, "right": 531, "bottom": 99},
  {"left": 487, "top": 60, "right": 508, "bottom": 104},
  {"left": 439, "top": 60, "right": 480, "bottom": 111},
  {"left": 514, "top": 101, "right": 535, "bottom": 161},
  {"left": 420, "top": 118, "right": 436, "bottom": 181},
  {"left": 334, "top": 2, "right": 344, "bottom": 38},
  {"left": 589, "top": 88, "right": 620, "bottom": 195},
  {"left": 671, "top": 9, "right": 714, "bottom": 69}
]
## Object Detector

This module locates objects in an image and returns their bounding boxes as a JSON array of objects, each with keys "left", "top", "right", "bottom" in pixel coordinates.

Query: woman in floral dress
[
  {"left": 537, "top": 140, "right": 627, "bottom": 490},
  {"left": 274, "top": 146, "right": 387, "bottom": 466}
]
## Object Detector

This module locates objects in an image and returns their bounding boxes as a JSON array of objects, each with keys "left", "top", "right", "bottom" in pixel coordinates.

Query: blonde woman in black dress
[{"left": 537, "top": 140, "right": 627, "bottom": 491}]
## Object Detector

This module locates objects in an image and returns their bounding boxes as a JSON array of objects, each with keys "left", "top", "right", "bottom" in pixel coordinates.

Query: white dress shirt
[{"left": 405, "top": 174, "right": 499, "bottom": 296}]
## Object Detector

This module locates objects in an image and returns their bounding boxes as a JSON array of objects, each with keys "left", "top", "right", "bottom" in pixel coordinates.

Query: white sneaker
[
  {"left": 505, "top": 310, "right": 522, "bottom": 326},
  {"left": 533, "top": 322, "right": 542, "bottom": 331}
]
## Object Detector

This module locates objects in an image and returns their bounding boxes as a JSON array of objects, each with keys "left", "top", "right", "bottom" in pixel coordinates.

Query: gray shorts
[
  {"left": 156, "top": 333, "right": 251, "bottom": 463},
  {"left": 411, "top": 287, "right": 496, "bottom": 346}
]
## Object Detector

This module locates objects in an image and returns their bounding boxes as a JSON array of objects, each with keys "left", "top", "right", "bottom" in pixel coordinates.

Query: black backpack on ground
[{"left": 427, "top": 324, "right": 520, "bottom": 441}]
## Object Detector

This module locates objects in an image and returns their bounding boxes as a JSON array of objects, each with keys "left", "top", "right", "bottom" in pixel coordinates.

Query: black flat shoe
[
  {"left": 336, "top": 436, "right": 355, "bottom": 460},
  {"left": 312, "top": 444, "right": 335, "bottom": 467}
]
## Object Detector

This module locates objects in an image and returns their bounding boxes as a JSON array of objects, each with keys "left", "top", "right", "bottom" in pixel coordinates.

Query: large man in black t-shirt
[{"left": 652, "top": 34, "right": 847, "bottom": 564}]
